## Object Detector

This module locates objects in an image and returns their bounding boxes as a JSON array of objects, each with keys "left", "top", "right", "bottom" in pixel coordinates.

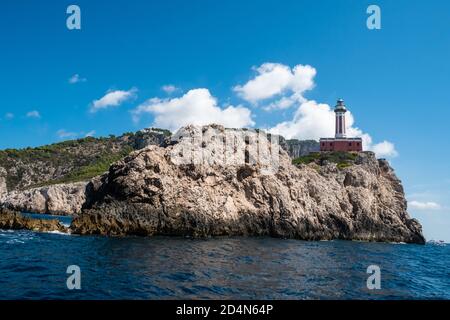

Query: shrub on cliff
[{"left": 293, "top": 151, "right": 358, "bottom": 169}]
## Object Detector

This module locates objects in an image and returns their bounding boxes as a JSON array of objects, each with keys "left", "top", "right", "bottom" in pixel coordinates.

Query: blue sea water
[{"left": 0, "top": 214, "right": 448, "bottom": 300}]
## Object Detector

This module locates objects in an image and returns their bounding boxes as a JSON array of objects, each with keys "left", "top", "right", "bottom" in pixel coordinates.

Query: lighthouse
[{"left": 319, "top": 99, "right": 363, "bottom": 152}]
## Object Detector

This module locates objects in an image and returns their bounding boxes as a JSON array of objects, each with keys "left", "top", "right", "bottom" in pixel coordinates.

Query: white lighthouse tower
[{"left": 335, "top": 98, "right": 347, "bottom": 138}]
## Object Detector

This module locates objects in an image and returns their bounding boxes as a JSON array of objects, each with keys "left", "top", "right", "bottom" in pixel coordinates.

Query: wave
[{"left": 0, "top": 229, "right": 36, "bottom": 244}]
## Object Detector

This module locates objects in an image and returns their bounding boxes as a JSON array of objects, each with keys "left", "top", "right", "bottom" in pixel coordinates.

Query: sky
[{"left": 0, "top": 0, "right": 449, "bottom": 241}]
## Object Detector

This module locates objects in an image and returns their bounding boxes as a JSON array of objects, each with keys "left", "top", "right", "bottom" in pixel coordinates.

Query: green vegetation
[
  {"left": 292, "top": 152, "right": 321, "bottom": 165},
  {"left": 0, "top": 137, "right": 101, "bottom": 163},
  {"left": 292, "top": 151, "right": 358, "bottom": 170},
  {"left": 337, "top": 162, "right": 353, "bottom": 170},
  {"left": 0, "top": 134, "right": 140, "bottom": 190},
  {"left": 29, "top": 146, "right": 133, "bottom": 187}
]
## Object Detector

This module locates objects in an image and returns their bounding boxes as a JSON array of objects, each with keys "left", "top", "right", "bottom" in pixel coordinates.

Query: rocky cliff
[
  {"left": 1, "top": 182, "right": 88, "bottom": 215},
  {"left": 70, "top": 125, "right": 425, "bottom": 244},
  {"left": 0, "top": 167, "right": 7, "bottom": 197}
]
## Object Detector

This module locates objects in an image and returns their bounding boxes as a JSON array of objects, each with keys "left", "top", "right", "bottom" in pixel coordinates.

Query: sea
[{"left": 0, "top": 213, "right": 448, "bottom": 300}]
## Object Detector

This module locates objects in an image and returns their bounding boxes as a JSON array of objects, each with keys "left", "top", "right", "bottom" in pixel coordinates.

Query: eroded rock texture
[{"left": 1, "top": 182, "right": 87, "bottom": 215}]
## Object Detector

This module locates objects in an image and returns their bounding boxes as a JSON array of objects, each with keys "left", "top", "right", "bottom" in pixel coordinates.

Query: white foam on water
[
  {"left": 44, "top": 230, "right": 71, "bottom": 236},
  {"left": 6, "top": 239, "right": 25, "bottom": 244}
]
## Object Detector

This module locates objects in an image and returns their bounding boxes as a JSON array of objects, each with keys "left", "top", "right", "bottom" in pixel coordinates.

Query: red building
[{"left": 319, "top": 99, "right": 363, "bottom": 152}]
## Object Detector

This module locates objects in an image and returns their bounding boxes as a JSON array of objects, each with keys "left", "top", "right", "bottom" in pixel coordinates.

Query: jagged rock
[
  {"left": 130, "top": 128, "right": 171, "bottom": 150},
  {"left": 0, "top": 182, "right": 88, "bottom": 215},
  {"left": 71, "top": 124, "right": 425, "bottom": 244},
  {"left": 0, "top": 208, "right": 68, "bottom": 233}
]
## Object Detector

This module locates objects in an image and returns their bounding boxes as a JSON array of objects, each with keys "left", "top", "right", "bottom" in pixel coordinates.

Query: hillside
[{"left": 0, "top": 128, "right": 170, "bottom": 192}]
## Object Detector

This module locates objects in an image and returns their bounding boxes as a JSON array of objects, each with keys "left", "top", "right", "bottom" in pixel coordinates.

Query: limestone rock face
[
  {"left": 0, "top": 182, "right": 87, "bottom": 215},
  {"left": 280, "top": 138, "right": 320, "bottom": 158},
  {"left": 71, "top": 125, "right": 425, "bottom": 244},
  {"left": 0, "top": 208, "right": 68, "bottom": 233},
  {"left": 0, "top": 167, "right": 7, "bottom": 197}
]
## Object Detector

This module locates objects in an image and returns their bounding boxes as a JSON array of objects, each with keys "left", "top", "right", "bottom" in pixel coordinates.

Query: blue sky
[{"left": 1, "top": 0, "right": 449, "bottom": 241}]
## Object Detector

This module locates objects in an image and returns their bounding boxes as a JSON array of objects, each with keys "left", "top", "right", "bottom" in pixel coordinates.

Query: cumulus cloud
[
  {"left": 269, "top": 100, "right": 398, "bottom": 158},
  {"left": 69, "top": 74, "right": 87, "bottom": 84},
  {"left": 26, "top": 110, "right": 41, "bottom": 118},
  {"left": 370, "top": 141, "right": 398, "bottom": 158},
  {"left": 409, "top": 201, "right": 441, "bottom": 211},
  {"left": 233, "top": 63, "right": 316, "bottom": 109},
  {"left": 162, "top": 85, "right": 179, "bottom": 94},
  {"left": 131, "top": 88, "right": 254, "bottom": 132},
  {"left": 270, "top": 100, "right": 334, "bottom": 139},
  {"left": 91, "top": 88, "right": 137, "bottom": 113}
]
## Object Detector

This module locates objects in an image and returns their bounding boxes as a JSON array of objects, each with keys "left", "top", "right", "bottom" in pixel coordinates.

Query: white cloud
[
  {"left": 270, "top": 100, "right": 334, "bottom": 139},
  {"left": 371, "top": 141, "right": 398, "bottom": 158},
  {"left": 26, "top": 110, "right": 41, "bottom": 118},
  {"left": 233, "top": 63, "right": 316, "bottom": 108},
  {"left": 162, "top": 85, "right": 179, "bottom": 94},
  {"left": 56, "top": 129, "right": 96, "bottom": 139},
  {"left": 91, "top": 88, "right": 137, "bottom": 113},
  {"left": 131, "top": 88, "right": 254, "bottom": 132},
  {"left": 263, "top": 96, "right": 299, "bottom": 111},
  {"left": 4, "top": 113, "right": 14, "bottom": 120},
  {"left": 409, "top": 201, "right": 441, "bottom": 211},
  {"left": 84, "top": 130, "right": 96, "bottom": 137},
  {"left": 57, "top": 129, "right": 78, "bottom": 139},
  {"left": 69, "top": 74, "right": 87, "bottom": 84},
  {"left": 269, "top": 100, "right": 398, "bottom": 158}
]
